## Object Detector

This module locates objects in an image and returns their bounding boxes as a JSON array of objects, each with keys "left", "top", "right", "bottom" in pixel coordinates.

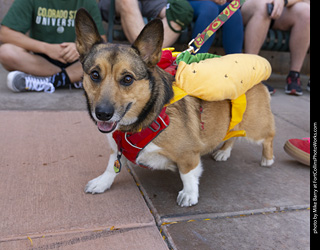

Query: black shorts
[
  {"left": 269, "top": 19, "right": 275, "bottom": 29},
  {"left": 35, "top": 53, "right": 78, "bottom": 69}
]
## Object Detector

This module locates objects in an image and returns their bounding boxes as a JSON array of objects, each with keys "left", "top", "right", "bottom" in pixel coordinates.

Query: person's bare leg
[
  {"left": 241, "top": 0, "right": 271, "bottom": 54},
  {"left": 273, "top": 2, "right": 310, "bottom": 72},
  {"left": 115, "top": 2, "right": 181, "bottom": 47},
  {"left": 115, "top": 0, "right": 145, "bottom": 44},
  {"left": 0, "top": 43, "right": 83, "bottom": 84},
  {"left": 158, "top": 7, "right": 180, "bottom": 47},
  {"left": 65, "top": 61, "right": 83, "bottom": 83},
  {"left": 0, "top": 43, "right": 60, "bottom": 76}
]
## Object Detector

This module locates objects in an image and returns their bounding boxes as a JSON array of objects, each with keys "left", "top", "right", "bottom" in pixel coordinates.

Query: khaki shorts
[{"left": 99, "top": 0, "right": 167, "bottom": 22}]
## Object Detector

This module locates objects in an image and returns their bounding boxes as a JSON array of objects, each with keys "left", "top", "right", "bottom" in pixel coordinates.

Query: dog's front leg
[
  {"left": 85, "top": 151, "right": 118, "bottom": 194},
  {"left": 85, "top": 134, "right": 118, "bottom": 194},
  {"left": 177, "top": 160, "right": 203, "bottom": 207}
]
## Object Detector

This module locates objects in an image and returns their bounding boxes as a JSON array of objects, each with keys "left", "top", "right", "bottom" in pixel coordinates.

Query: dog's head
[{"left": 75, "top": 8, "right": 170, "bottom": 133}]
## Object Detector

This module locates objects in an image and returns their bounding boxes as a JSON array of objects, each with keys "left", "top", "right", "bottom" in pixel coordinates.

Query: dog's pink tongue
[{"left": 97, "top": 121, "right": 116, "bottom": 133}]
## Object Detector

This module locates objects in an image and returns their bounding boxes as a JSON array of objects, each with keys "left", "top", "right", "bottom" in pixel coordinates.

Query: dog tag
[{"left": 114, "top": 151, "right": 122, "bottom": 173}]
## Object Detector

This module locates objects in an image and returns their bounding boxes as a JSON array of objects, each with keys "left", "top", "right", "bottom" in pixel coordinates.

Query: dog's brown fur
[{"left": 75, "top": 9, "right": 275, "bottom": 207}]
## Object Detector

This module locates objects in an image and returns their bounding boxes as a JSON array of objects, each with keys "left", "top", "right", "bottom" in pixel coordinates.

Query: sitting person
[
  {"left": 99, "top": 0, "right": 194, "bottom": 48},
  {"left": 0, "top": 0, "right": 106, "bottom": 93},
  {"left": 241, "top": 0, "right": 310, "bottom": 96},
  {"left": 187, "top": 0, "right": 244, "bottom": 54}
]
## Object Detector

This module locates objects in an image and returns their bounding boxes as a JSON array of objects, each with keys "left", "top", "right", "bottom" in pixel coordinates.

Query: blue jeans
[{"left": 188, "top": 1, "right": 244, "bottom": 54}]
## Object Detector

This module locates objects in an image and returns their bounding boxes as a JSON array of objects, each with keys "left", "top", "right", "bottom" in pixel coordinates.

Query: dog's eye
[
  {"left": 120, "top": 75, "right": 134, "bottom": 86},
  {"left": 90, "top": 71, "right": 100, "bottom": 82}
]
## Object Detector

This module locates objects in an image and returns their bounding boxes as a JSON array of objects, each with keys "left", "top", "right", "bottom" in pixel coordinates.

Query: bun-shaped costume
[{"left": 158, "top": 50, "right": 272, "bottom": 140}]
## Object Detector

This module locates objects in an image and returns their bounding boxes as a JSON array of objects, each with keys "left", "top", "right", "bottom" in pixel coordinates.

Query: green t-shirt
[{"left": 1, "top": 0, "right": 105, "bottom": 44}]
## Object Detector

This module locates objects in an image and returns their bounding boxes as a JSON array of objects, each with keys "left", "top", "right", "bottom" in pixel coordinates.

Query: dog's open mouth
[
  {"left": 95, "top": 103, "right": 133, "bottom": 133},
  {"left": 97, "top": 121, "right": 118, "bottom": 133}
]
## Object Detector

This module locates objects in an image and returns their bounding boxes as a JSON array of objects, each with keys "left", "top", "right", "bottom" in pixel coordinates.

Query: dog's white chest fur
[
  {"left": 136, "top": 143, "right": 176, "bottom": 171},
  {"left": 106, "top": 133, "right": 175, "bottom": 171}
]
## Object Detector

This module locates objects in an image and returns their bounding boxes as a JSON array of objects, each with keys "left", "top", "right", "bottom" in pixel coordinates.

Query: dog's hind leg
[
  {"left": 261, "top": 136, "right": 274, "bottom": 167},
  {"left": 177, "top": 157, "right": 203, "bottom": 207},
  {"left": 212, "top": 138, "right": 235, "bottom": 162}
]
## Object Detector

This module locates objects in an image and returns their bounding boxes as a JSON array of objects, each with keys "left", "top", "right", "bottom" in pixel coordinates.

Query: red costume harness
[
  {"left": 110, "top": 54, "right": 175, "bottom": 173},
  {"left": 112, "top": 107, "right": 170, "bottom": 171}
]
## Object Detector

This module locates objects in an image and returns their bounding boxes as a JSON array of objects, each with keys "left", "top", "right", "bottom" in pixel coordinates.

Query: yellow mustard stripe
[
  {"left": 166, "top": 86, "right": 247, "bottom": 141},
  {"left": 223, "top": 93, "right": 247, "bottom": 141},
  {"left": 223, "top": 130, "right": 246, "bottom": 141},
  {"left": 165, "top": 84, "right": 188, "bottom": 106}
]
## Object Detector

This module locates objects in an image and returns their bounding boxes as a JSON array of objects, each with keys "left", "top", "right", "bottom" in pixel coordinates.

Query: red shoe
[{"left": 284, "top": 138, "right": 310, "bottom": 166}]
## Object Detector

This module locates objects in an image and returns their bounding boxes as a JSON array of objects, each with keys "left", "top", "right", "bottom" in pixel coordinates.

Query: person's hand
[
  {"left": 60, "top": 42, "right": 80, "bottom": 63},
  {"left": 270, "top": 0, "right": 285, "bottom": 19},
  {"left": 212, "top": 0, "right": 227, "bottom": 5},
  {"left": 44, "top": 42, "right": 79, "bottom": 64},
  {"left": 45, "top": 43, "right": 67, "bottom": 64}
]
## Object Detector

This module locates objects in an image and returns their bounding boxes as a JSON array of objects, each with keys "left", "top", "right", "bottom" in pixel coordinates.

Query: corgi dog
[{"left": 75, "top": 9, "right": 275, "bottom": 207}]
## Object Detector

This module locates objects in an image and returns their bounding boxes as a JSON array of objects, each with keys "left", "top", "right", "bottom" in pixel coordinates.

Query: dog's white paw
[
  {"left": 212, "top": 147, "right": 232, "bottom": 161},
  {"left": 177, "top": 190, "right": 199, "bottom": 207},
  {"left": 177, "top": 163, "right": 203, "bottom": 207},
  {"left": 260, "top": 156, "right": 274, "bottom": 167},
  {"left": 85, "top": 173, "right": 116, "bottom": 194}
]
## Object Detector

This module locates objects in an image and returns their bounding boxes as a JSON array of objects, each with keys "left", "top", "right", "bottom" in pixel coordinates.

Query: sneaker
[
  {"left": 283, "top": 138, "right": 310, "bottom": 166},
  {"left": 262, "top": 82, "right": 276, "bottom": 95},
  {"left": 73, "top": 81, "right": 83, "bottom": 89},
  {"left": 285, "top": 73, "right": 303, "bottom": 96},
  {"left": 7, "top": 71, "right": 55, "bottom": 93}
]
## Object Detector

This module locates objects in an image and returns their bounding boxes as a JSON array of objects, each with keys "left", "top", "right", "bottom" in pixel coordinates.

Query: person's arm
[
  {"left": 0, "top": 25, "right": 69, "bottom": 64},
  {"left": 210, "top": 0, "right": 227, "bottom": 5},
  {"left": 287, "top": 0, "right": 309, "bottom": 7},
  {"left": 85, "top": 1, "right": 107, "bottom": 41}
]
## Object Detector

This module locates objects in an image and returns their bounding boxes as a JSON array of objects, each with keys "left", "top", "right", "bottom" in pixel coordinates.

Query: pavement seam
[
  {"left": 273, "top": 112, "right": 309, "bottom": 132},
  {"left": 159, "top": 205, "right": 310, "bottom": 250},
  {"left": 126, "top": 165, "right": 173, "bottom": 250},
  {"left": 160, "top": 204, "right": 310, "bottom": 224},
  {"left": 1, "top": 225, "right": 160, "bottom": 250},
  {"left": 0, "top": 224, "right": 156, "bottom": 244}
]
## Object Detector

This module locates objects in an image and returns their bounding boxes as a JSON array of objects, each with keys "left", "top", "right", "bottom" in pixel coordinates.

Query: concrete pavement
[{"left": 0, "top": 63, "right": 310, "bottom": 249}]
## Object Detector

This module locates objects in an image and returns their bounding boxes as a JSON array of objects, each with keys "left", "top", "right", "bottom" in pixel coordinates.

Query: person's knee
[
  {"left": 243, "top": 0, "right": 269, "bottom": 18},
  {"left": 198, "top": 2, "right": 218, "bottom": 19},
  {"left": 0, "top": 44, "right": 18, "bottom": 64},
  {"left": 278, "top": 2, "right": 310, "bottom": 30},
  {"left": 292, "top": 2, "right": 310, "bottom": 24},
  {"left": 0, "top": 43, "right": 28, "bottom": 71}
]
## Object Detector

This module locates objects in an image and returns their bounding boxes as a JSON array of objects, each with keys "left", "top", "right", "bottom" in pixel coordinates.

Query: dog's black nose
[{"left": 95, "top": 104, "right": 114, "bottom": 121}]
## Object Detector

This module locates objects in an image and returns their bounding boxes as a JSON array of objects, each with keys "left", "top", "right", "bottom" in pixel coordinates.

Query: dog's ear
[
  {"left": 132, "top": 19, "right": 164, "bottom": 67},
  {"left": 75, "top": 8, "right": 103, "bottom": 61}
]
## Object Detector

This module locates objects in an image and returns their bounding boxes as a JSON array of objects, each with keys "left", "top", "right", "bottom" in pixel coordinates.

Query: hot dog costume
[{"left": 158, "top": 49, "right": 272, "bottom": 141}]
